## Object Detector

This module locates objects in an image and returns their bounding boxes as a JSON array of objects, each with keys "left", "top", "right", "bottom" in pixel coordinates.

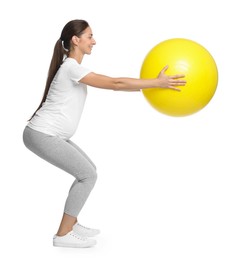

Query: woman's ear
[{"left": 71, "top": 35, "right": 79, "bottom": 46}]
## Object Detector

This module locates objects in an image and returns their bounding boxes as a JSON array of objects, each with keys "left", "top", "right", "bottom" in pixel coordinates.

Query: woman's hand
[{"left": 158, "top": 65, "right": 186, "bottom": 91}]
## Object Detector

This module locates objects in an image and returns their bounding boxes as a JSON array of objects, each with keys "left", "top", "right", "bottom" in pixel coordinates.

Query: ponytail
[
  {"left": 28, "top": 19, "right": 89, "bottom": 121},
  {"left": 28, "top": 39, "right": 67, "bottom": 120}
]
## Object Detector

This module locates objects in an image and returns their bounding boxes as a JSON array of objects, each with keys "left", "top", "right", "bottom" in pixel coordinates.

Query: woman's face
[{"left": 77, "top": 26, "right": 96, "bottom": 55}]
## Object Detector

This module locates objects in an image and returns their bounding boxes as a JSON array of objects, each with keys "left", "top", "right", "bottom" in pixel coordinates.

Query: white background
[{"left": 1, "top": 0, "right": 246, "bottom": 259}]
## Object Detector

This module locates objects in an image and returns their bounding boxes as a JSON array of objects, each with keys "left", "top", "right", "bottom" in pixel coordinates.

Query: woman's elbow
[{"left": 112, "top": 80, "right": 123, "bottom": 91}]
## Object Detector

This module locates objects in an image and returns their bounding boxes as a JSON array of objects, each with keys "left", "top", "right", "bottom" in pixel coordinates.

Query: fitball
[{"left": 140, "top": 38, "right": 218, "bottom": 117}]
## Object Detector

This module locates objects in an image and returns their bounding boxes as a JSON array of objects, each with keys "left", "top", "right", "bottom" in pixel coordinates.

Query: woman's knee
[
  {"left": 89, "top": 169, "right": 97, "bottom": 184},
  {"left": 77, "top": 167, "right": 97, "bottom": 185}
]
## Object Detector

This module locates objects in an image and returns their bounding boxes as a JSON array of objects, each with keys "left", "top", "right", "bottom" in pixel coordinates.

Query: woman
[{"left": 23, "top": 19, "right": 186, "bottom": 248}]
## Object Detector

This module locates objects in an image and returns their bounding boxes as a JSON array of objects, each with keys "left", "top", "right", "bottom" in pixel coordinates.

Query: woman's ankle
[
  {"left": 56, "top": 228, "right": 72, "bottom": 237},
  {"left": 56, "top": 213, "right": 77, "bottom": 236}
]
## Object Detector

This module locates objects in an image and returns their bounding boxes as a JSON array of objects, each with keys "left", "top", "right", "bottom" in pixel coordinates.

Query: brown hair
[{"left": 29, "top": 19, "right": 89, "bottom": 120}]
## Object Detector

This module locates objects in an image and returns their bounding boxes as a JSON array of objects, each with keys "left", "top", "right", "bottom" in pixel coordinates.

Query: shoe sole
[{"left": 53, "top": 240, "right": 97, "bottom": 248}]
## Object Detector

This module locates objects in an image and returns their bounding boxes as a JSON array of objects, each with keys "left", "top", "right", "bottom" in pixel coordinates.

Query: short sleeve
[{"left": 68, "top": 60, "right": 92, "bottom": 83}]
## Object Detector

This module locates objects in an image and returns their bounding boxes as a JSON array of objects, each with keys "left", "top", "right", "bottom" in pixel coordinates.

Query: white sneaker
[
  {"left": 53, "top": 230, "right": 96, "bottom": 248},
  {"left": 73, "top": 222, "right": 100, "bottom": 237}
]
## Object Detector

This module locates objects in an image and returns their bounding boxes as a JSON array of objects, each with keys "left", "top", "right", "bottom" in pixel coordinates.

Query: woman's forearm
[{"left": 113, "top": 77, "right": 161, "bottom": 91}]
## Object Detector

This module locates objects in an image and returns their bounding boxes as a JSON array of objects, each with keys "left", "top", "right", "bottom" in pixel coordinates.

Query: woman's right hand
[{"left": 157, "top": 65, "right": 186, "bottom": 91}]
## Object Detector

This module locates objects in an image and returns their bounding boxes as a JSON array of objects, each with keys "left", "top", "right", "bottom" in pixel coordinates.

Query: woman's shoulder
[
  {"left": 62, "top": 57, "right": 78, "bottom": 66},
  {"left": 62, "top": 58, "right": 87, "bottom": 70},
  {"left": 61, "top": 58, "right": 91, "bottom": 80}
]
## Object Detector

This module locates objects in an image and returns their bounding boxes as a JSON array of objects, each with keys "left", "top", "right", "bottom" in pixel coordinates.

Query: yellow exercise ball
[{"left": 140, "top": 38, "right": 218, "bottom": 117}]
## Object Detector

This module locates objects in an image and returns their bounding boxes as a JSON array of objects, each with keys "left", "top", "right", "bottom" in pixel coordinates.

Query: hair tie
[{"left": 61, "top": 40, "right": 69, "bottom": 52}]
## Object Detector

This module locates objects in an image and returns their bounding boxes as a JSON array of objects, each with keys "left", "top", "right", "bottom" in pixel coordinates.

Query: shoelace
[
  {"left": 77, "top": 223, "right": 93, "bottom": 230},
  {"left": 70, "top": 231, "right": 88, "bottom": 240}
]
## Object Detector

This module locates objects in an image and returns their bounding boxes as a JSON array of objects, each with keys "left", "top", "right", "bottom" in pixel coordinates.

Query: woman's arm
[{"left": 80, "top": 65, "right": 186, "bottom": 92}]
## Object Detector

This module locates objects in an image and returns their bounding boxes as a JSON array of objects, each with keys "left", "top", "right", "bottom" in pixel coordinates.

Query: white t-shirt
[{"left": 28, "top": 58, "right": 91, "bottom": 140}]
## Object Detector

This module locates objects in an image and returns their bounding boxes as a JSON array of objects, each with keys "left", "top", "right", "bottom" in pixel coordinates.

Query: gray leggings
[{"left": 23, "top": 126, "right": 97, "bottom": 217}]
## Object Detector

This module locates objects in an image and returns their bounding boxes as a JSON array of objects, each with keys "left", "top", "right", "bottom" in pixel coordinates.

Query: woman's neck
[{"left": 69, "top": 51, "right": 84, "bottom": 64}]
